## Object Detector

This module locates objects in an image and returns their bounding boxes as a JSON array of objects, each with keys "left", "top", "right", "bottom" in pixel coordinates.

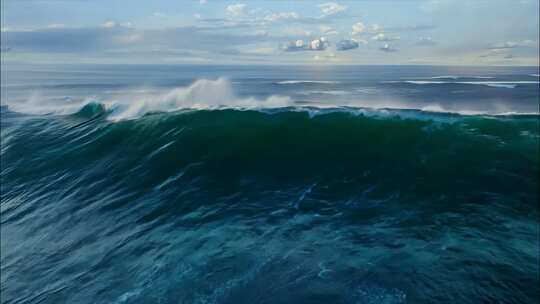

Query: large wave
[
  {"left": 107, "top": 78, "right": 292, "bottom": 120},
  {"left": 5, "top": 78, "right": 292, "bottom": 120},
  {"left": 2, "top": 102, "right": 539, "bottom": 304},
  {"left": 4, "top": 77, "right": 539, "bottom": 121}
]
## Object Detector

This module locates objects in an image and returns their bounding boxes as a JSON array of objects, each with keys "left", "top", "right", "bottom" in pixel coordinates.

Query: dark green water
[{"left": 1, "top": 105, "right": 539, "bottom": 303}]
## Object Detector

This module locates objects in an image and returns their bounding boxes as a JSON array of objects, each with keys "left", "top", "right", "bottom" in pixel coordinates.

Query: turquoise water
[{"left": 1, "top": 64, "right": 539, "bottom": 303}]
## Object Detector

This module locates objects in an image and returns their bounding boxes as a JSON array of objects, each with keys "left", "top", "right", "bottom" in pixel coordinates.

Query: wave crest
[{"left": 106, "top": 78, "right": 291, "bottom": 120}]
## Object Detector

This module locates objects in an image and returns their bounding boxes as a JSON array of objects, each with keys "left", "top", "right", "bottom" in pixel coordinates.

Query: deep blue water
[{"left": 1, "top": 64, "right": 539, "bottom": 303}]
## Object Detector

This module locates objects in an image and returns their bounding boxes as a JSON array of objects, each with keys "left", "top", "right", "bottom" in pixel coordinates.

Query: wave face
[{"left": 1, "top": 105, "right": 539, "bottom": 303}]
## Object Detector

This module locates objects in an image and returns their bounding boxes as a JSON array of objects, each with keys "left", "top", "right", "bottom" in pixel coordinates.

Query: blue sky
[{"left": 1, "top": 0, "right": 539, "bottom": 65}]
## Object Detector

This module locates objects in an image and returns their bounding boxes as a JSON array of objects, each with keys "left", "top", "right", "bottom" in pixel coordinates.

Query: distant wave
[
  {"left": 530, "top": 74, "right": 540, "bottom": 77},
  {"left": 298, "top": 90, "right": 350, "bottom": 96},
  {"left": 384, "top": 80, "right": 539, "bottom": 89},
  {"left": 275, "top": 80, "right": 340, "bottom": 85},
  {"left": 428, "top": 76, "right": 495, "bottom": 80}
]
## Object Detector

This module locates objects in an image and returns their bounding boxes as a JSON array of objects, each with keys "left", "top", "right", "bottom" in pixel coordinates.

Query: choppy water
[{"left": 1, "top": 64, "right": 539, "bottom": 303}]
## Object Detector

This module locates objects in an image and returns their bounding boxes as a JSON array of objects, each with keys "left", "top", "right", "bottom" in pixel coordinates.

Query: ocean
[{"left": 1, "top": 64, "right": 539, "bottom": 303}]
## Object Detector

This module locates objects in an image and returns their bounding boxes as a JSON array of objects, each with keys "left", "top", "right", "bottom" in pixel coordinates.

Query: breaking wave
[
  {"left": 275, "top": 80, "right": 340, "bottom": 85},
  {"left": 383, "top": 80, "right": 539, "bottom": 89}
]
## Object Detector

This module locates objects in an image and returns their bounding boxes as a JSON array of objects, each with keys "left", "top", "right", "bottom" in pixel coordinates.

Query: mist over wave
[
  {"left": 5, "top": 77, "right": 539, "bottom": 121},
  {"left": 6, "top": 78, "right": 292, "bottom": 120}
]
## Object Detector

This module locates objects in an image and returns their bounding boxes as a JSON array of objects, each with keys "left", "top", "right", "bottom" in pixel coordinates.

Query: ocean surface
[{"left": 1, "top": 64, "right": 539, "bottom": 303}]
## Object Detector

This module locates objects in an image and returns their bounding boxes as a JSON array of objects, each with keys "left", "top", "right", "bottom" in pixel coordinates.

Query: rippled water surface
[{"left": 1, "top": 64, "right": 539, "bottom": 303}]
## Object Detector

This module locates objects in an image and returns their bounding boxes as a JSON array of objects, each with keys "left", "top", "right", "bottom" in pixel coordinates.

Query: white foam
[
  {"left": 384, "top": 80, "right": 538, "bottom": 88},
  {"left": 480, "top": 83, "right": 516, "bottom": 89},
  {"left": 275, "top": 80, "right": 340, "bottom": 85},
  {"left": 107, "top": 78, "right": 291, "bottom": 120},
  {"left": 5, "top": 92, "right": 95, "bottom": 115},
  {"left": 420, "top": 76, "right": 495, "bottom": 80},
  {"left": 298, "top": 90, "right": 350, "bottom": 96},
  {"left": 529, "top": 74, "right": 540, "bottom": 77},
  {"left": 420, "top": 104, "right": 486, "bottom": 115},
  {"left": 429, "top": 76, "right": 459, "bottom": 79}
]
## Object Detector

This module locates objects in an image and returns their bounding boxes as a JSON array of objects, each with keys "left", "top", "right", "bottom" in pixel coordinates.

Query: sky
[{"left": 1, "top": 0, "right": 539, "bottom": 65}]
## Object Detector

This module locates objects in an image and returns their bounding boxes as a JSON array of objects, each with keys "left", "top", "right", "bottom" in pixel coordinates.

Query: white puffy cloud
[
  {"left": 351, "top": 22, "right": 365, "bottom": 35},
  {"left": 489, "top": 40, "right": 536, "bottom": 49},
  {"left": 368, "top": 24, "right": 383, "bottom": 34},
  {"left": 336, "top": 39, "right": 359, "bottom": 51},
  {"left": 101, "top": 21, "right": 117, "bottom": 28},
  {"left": 319, "top": 25, "right": 339, "bottom": 35},
  {"left": 282, "top": 40, "right": 306, "bottom": 52},
  {"left": 371, "top": 33, "right": 399, "bottom": 42},
  {"left": 416, "top": 37, "right": 436, "bottom": 46},
  {"left": 379, "top": 43, "right": 396, "bottom": 52},
  {"left": 47, "top": 24, "right": 65, "bottom": 29},
  {"left": 318, "top": 2, "right": 346, "bottom": 17},
  {"left": 199, "top": 0, "right": 208, "bottom": 4},
  {"left": 264, "top": 12, "right": 299, "bottom": 22},
  {"left": 282, "top": 37, "right": 328, "bottom": 52},
  {"left": 226, "top": 3, "right": 247, "bottom": 16},
  {"left": 310, "top": 38, "right": 323, "bottom": 50}
]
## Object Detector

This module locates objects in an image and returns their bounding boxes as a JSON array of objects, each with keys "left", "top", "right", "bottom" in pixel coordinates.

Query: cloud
[
  {"left": 319, "top": 25, "right": 338, "bottom": 35},
  {"left": 101, "top": 21, "right": 117, "bottom": 28},
  {"left": 371, "top": 33, "right": 399, "bottom": 42},
  {"left": 282, "top": 37, "right": 328, "bottom": 52},
  {"left": 117, "top": 33, "right": 142, "bottom": 44},
  {"left": 379, "top": 43, "right": 396, "bottom": 52},
  {"left": 282, "top": 40, "right": 305, "bottom": 52},
  {"left": 47, "top": 24, "right": 65, "bottom": 29},
  {"left": 226, "top": 3, "right": 247, "bottom": 16},
  {"left": 313, "top": 52, "right": 336, "bottom": 61},
  {"left": 479, "top": 48, "right": 508, "bottom": 58},
  {"left": 242, "top": 47, "right": 276, "bottom": 55},
  {"left": 490, "top": 41, "right": 519, "bottom": 49},
  {"left": 351, "top": 22, "right": 365, "bottom": 35},
  {"left": 281, "top": 27, "right": 312, "bottom": 37},
  {"left": 386, "top": 24, "right": 437, "bottom": 32},
  {"left": 199, "top": 0, "right": 207, "bottom": 3},
  {"left": 420, "top": 0, "right": 444, "bottom": 13},
  {"left": 416, "top": 37, "right": 436, "bottom": 46},
  {"left": 367, "top": 24, "right": 383, "bottom": 34},
  {"left": 264, "top": 12, "right": 299, "bottom": 22},
  {"left": 1, "top": 25, "right": 273, "bottom": 56},
  {"left": 310, "top": 37, "right": 327, "bottom": 50},
  {"left": 318, "top": 2, "right": 346, "bottom": 17},
  {"left": 336, "top": 39, "right": 359, "bottom": 51},
  {"left": 489, "top": 40, "right": 536, "bottom": 49}
]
